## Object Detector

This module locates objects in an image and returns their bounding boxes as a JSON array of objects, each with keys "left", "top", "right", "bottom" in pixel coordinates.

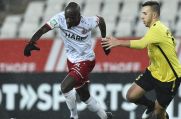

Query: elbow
[
  {"left": 98, "top": 16, "right": 105, "bottom": 25},
  {"left": 133, "top": 42, "right": 148, "bottom": 49},
  {"left": 137, "top": 46, "right": 147, "bottom": 49},
  {"left": 99, "top": 16, "right": 104, "bottom": 21},
  {"left": 134, "top": 45, "right": 147, "bottom": 49},
  {"left": 97, "top": 16, "right": 104, "bottom": 21},
  {"left": 131, "top": 45, "right": 147, "bottom": 49}
]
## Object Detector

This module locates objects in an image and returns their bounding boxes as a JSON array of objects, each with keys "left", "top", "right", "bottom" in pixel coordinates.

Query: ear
[{"left": 153, "top": 12, "right": 158, "bottom": 19}]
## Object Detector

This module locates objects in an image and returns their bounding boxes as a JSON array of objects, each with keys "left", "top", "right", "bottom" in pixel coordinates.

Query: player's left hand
[
  {"left": 101, "top": 37, "right": 120, "bottom": 50},
  {"left": 24, "top": 41, "right": 40, "bottom": 57},
  {"left": 101, "top": 37, "right": 112, "bottom": 50},
  {"left": 101, "top": 37, "right": 111, "bottom": 55}
]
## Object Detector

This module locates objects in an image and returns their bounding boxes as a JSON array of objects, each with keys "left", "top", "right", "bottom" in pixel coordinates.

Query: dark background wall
[{"left": 0, "top": 72, "right": 181, "bottom": 119}]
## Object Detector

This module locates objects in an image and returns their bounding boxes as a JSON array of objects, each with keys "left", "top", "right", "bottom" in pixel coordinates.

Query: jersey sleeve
[
  {"left": 130, "top": 26, "right": 162, "bottom": 49},
  {"left": 46, "top": 13, "right": 62, "bottom": 29},
  {"left": 87, "top": 16, "right": 100, "bottom": 30}
]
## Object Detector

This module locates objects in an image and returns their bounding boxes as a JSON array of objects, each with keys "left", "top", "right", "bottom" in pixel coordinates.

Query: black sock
[{"left": 134, "top": 95, "right": 155, "bottom": 109}]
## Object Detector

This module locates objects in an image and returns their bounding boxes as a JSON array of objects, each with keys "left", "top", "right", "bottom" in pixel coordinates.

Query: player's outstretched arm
[
  {"left": 24, "top": 24, "right": 51, "bottom": 57},
  {"left": 97, "top": 16, "right": 106, "bottom": 38},
  {"left": 101, "top": 37, "right": 130, "bottom": 50},
  {"left": 30, "top": 24, "right": 51, "bottom": 43},
  {"left": 97, "top": 16, "right": 111, "bottom": 55}
]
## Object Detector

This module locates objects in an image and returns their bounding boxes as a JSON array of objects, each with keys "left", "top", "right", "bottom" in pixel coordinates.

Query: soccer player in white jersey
[{"left": 24, "top": 2, "right": 112, "bottom": 119}]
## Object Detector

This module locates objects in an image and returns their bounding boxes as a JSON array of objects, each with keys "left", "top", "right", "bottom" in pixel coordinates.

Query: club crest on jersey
[
  {"left": 65, "top": 32, "right": 88, "bottom": 41},
  {"left": 81, "top": 28, "right": 89, "bottom": 34}
]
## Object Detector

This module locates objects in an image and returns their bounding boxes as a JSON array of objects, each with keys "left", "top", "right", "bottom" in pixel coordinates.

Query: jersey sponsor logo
[
  {"left": 76, "top": 26, "right": 90, "bottom": 34},
  {"left": 65, "top": 32, "right": 88, "bottom": 41}
]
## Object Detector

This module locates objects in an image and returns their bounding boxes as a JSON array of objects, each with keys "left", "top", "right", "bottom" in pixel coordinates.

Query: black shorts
[{"left": 135, "top": 69, "right": 181, "bottom": 108}]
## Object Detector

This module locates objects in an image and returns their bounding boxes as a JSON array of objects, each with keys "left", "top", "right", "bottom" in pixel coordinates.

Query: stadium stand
[
  {"left": 0, "top": 15, "right": 22, "bottom": 38},
  {"left": 18, "top": 22, "right": 39, "bottom": 38},
  {"left": 0, "top": 0, "right": 181, "bottom": 39},
  {"left": 17, "top": 1, "right": 45, "bottom": 38},
  {"left": 120, "top": 0, "right": 140, "bottom": 22},
  {"left": 134, "top": 19, "right": 147, "bottom": 36},
  {"left": 83, "top": 0, "right": 102, "bottom": 16},
  {"left": 23, "top": 1, "right": 45, "bottom": 25},
  {"left": 160, "top": 0, "right": 178, "bottom": 22},
  {"left": 114, "top": 20, "right": 133, "bottom": 37},
  {"left": 43, "top": 0, "right": 64, "bottom": 23},
  {"left": 175, "top": 19, "right": 181, "bottom": 36}
]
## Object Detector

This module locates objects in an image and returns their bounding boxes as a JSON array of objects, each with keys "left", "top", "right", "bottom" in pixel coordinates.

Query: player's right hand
[
  {"left": 101, "top": 38, "right": 111, "bottom": 55},
  {"left": 24, "top": 41, "right": 40, "bottom": 57}
]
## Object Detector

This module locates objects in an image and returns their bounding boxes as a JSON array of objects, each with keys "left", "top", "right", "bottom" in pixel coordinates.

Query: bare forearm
[
  {"left": 101, "top": 37, "right": 131, "bottom": 50},
  {"left": 30, "top": 24, "right": 51, "bottom": 43},
  {"left": 98, "top": 16, "right": 106, "bottom": 38},
  {"left": 117, "top": 40, "right": 131, "bottom": 48}
]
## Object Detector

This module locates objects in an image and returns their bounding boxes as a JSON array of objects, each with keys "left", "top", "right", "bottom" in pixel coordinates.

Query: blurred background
[
  {"left": 1, "top": 0, "right": 181, "bottom": 38},
  {"left": 0, "top": 0, "right": 181, "bottom": 119}
]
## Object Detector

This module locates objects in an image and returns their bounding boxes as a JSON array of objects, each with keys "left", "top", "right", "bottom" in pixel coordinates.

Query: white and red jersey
[{"left": 46, "top": 12, "right": 99, "bottom": 63}]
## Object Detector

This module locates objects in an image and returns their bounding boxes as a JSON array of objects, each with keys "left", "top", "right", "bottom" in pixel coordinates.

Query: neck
[
  {"left": 75, "top": 17, "right": 81, "bottom": 26},
  {"left": 149, "top": 18, "right": 159, "bottom": 28}
]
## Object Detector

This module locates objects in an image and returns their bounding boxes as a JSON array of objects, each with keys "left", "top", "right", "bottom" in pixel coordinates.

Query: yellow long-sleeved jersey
[{"left": 130, "top": 21, "right": 181, "bottom": 82}]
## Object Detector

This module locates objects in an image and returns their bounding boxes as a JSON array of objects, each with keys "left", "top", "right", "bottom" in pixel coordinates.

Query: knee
[
  {"left": 60, "top": 80, "right": 75, "bottom": 93},
  {"left": 125, "top": 83, "right": 144, "bottom": 103},
  {"left": 126, "top": 92, "right": 137, "bottom": 103},
  {"left": 60, "top": 84, "right": 65, "bottom": 93},
  {"left": 79, "top": 93, "right": 90, "bottom": 102},
  {"left": 61, "top": 83, "right": 69, "bottom": 93}
]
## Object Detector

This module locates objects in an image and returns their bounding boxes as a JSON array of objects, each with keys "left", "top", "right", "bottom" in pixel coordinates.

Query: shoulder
[
  {"left": 149, "top": 21, "right": 162, "bottom": 33},
  {"left": 54, "top": 12, "right": 65, "bottom": 20},
  {"left": 53, "top": 12, "right": 66, "bottom": 25},
  {"left": 80, "top": 16, "right": 99, "bottom": 26},
  {"left": 151, "top": 21, "right": 169, "bottom": 31},
  {"left": 81, "top": 16, "right": 98, "bottom": 22},
  {"left": 47, "top": 11, "right": 66, "bottom": 28}
]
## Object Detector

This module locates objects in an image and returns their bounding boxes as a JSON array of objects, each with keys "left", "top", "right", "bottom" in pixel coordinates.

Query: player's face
[
  {"left": 65, "top": 9, "right": 80, "bottom": 29},
  {"left": 140, "top": 6, "right": 154, "bottom": 27}
]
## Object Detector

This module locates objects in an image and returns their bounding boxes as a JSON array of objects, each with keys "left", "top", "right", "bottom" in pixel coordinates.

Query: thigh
[
  {"left": 67, "top": 59, "right": 95, "bottom": 88},
  {"left": 155, "top": 78, "right": 181, "bottom": 108},
  {"left": 134, "top": 69, "right": 155, "bottom": 91}
]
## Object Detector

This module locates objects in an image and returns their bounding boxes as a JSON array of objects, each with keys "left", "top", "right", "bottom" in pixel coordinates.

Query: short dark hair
[
  {"left": 65, "top": 2, "right": 80, "bottom": 13},
  {"left": 142, "top": 1, "right": 160, "bottom": 16}
]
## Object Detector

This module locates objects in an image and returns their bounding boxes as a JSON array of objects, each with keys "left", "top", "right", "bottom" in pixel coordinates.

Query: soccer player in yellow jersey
[{"left": 102, "top": 1, "right": 181, "bottom": 119}]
